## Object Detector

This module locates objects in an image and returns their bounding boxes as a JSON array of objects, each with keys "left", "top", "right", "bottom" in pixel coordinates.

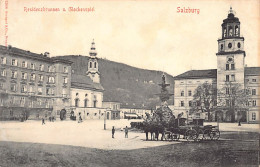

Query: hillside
[{"left": 58, "top": 55, "right": 175, "bottom": 109}]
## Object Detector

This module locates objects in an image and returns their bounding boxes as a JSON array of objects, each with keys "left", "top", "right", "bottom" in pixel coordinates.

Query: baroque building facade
[
  {"left": 70, "top": 40, "right": 106, "bottom": 120},
  {"left": 0, "top": 45, "right": 72, "bottom": 120},
  {"left": 173, "top": 8, "right": 259, "bottom": 123}
]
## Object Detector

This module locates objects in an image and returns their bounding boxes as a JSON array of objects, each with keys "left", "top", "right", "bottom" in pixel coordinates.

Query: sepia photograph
[{"left": 0, "top": 0, "right": 259, "bottom": 166}]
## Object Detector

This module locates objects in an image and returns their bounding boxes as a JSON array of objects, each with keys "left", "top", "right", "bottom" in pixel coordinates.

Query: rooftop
[
  {"left": 245, "top": 67, "right": 260, "bottom": 76},
  {"left": 71, "top": 74, "right": 104, "bottom": 91},
  {"left": 174, "top": 69, "right": 217, "bottom": 80}
]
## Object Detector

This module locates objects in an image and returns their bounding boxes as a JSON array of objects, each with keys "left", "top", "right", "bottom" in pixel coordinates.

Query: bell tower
[
  {"left": 86, "top": 39, "right": 100, "bottom": 83},
  {"left": 216, "top": 7, "right": 246, "bottom": 89}
]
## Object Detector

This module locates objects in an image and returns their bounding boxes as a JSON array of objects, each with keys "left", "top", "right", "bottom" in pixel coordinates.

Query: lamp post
[
  {"left": 104, "top": 108, "right": 110, "bottom": 130},
  {"left": 186, "top": 110, "right": 189, "bottom": 125}
]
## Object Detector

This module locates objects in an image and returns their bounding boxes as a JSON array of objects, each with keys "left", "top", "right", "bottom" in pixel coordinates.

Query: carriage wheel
[
  {"left": 210, "top": 130, "right": 220, "bottom": 140},
  {"left": 186, "top": 129, "right": 197, "bottom": 141},
  {"left": 172, "top": 133, "right": 180, "bottom": 141},
  {"left": 203, "top": 129, "right": 211, "bottom": 140},
  {"left": 164, "top": 133, "right": 170, "bottom": 141},
  {"left": 197, "top": 129, "right": 204, "bottom": 141}
]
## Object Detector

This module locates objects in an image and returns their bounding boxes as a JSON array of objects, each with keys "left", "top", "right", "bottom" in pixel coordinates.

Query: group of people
[{"left": 112, "top": 126, "right": 128, "bottom": 138}]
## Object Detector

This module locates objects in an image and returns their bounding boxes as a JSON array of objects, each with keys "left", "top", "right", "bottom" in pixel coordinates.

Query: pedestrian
[
  {"left": 125, "top": 126, "right": 128, "bottom": 138},
  {"left": 112, "top": 126, "right": 115, "bottom": 138},
  {"left": 238, "top": 119, "right": 241, "bottom": 126},
  {"left": 42, "top": 117, "right": 45, "bottom": 125}
]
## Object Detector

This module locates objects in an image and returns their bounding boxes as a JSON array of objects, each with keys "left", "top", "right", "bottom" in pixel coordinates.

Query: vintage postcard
[{"left": 0, "top": 0, "right": 259, "bottom": 166}]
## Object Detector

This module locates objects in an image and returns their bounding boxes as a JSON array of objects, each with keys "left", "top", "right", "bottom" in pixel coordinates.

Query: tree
[
  {"left": 217, "top": 82, "right": 249, "bottom": 122},
  {"left": 190, "top": 82, "right": 217, "bottom": 121}
]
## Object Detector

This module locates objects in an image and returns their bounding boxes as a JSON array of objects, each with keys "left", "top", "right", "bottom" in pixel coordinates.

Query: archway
[{"left": 215, "top": 110, "right": 224, "bottom": 122}]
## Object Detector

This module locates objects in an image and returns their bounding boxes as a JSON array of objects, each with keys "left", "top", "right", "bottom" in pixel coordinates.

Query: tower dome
[{"left": 221, "top": 7, "right": 240, "bottom": 39}]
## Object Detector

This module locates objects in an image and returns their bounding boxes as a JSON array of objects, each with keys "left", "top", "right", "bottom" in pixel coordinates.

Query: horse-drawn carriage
[{"left": 163, "top": 118, "right": 220, "bottom": 141}]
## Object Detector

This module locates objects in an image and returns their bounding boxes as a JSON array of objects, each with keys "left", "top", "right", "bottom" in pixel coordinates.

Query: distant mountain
[{"left": 57, "top": 55, "right": 175, "bottom": 109}]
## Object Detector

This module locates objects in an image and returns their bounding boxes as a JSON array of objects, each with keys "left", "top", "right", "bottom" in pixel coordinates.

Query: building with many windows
[
  {"left": 173, "top": 8, "right": 259, "bottom": 123},
  {"left": 0, "top": 45, "right": 72, "bottom": 120}
]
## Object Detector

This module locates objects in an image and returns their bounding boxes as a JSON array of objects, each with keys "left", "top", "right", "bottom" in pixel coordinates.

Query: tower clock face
[{"left": 228, "top": 43, "right": 232, "bottom": 48}]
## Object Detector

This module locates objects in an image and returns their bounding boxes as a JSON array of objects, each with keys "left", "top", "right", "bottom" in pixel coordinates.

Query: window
[
  {"left": 85, "top": 93, "right": 88, "bottom": 97},
  {"left": 252, "top": 79, "right": 256, "bottom": 82},
  {"left": 11, "top": 71, "right": 17, "bottom": 79},
  {"left": 21, "top": 61, "right": 27, "bottom": 68},
  {"left": 75, "top": 98, "right": 79, "bottom": 107},
  {"left": 20, "top": 97, "right": 25, "bottom": 106},
  {"left": 231, "top": 75, "right": 235, "bottom": 82},
  {"left": 48, "top": 66, "right": 51, "bottom": 72},
  {"left": 76, "top": 93, "right": 79, "bottom": 96},
  {"left": 180, "top": 101, "right": 184, "bottom": 107},
  {"left": 10, "top": 84, "right": 16, "bottom": 92},
  {"left": 39, "top": 75, "right": 44, "bottom": 82},
  {"left": 0, "top": 57, "right": 6, "bottom": 64},
  {"left": 0, "top": 82, "right": 3, "bottom": 89},
  {"left": 0, "top": 69, "right": 6, "bottom": 77},
  {"left": 30, "top": 73, "right": 35, "bottom": 81},
  {"left": 231, "top": 64, "right": 235, "bottom": 70},
  {"left": 38, "top": 87, "right": 43, "bottom": 95},
  {"left": 11, "top": 59, "right": 17, "bottom": 66},
  {"left": 21, "top": 85, "right": 27, "bottom": 93},
  {"left": 252, "top": 112, "right": 256, "bottom": 121},
  {"left": 39, "top": 64, "right": 44, "bottom": 71},
  {"left": 90, "top": 62, "right": 92, "bottom": 68},
  {"left": 10, "top": 96, "right": 14, "bottom": 105},
  {"left": 226, "top": 100, "right": 230, "bottom": 106},
  {"left": 63, "top": 66, "right": 68, "bottom": 73},
  {"left": 84, "top": 99, "right": 88, "bottom": 108},
  {"left": 38, "top": 99, "right": 42, "bottom": 106},
  {"left": 46, "top": 88, "right": 50, "bottom": 95},
  {"left": 31, "top": 63, "right": 35, "bottom": 69},
  {"left": 63, "top": 77, "right": 68, "bottom": 84},
  {"left": 252, "top": 100, "right": 256, "bottom": 106},
  {"left": 226, "top": 64, "right": 229, "bottom": 70},
  {"left": 252, "top": 89, "right": 256, "bottom": 95},
  {"left": 226, "top": 75, "right": 229, "bottom": 82},
  {"left": 93, "top": 100, "right": 97, "bottom": 108},
  {"left": 226, "top": 88, "right": 230, "bottom": 94},
  {"left": 189, "top": 101, "right": 192, "bottom": 107},
  {"left": 48, "top": 76, "right": 55, "bottom": 83},
  {"left": 21, "top": 72, "right": 27, "bottom": 80},
  {"left": 29, "top": 86, "right": 34, "bottom": 93},
  {"left": 188, "top": 90, "right": 192, "bottom": 96},
  {"left": 94, "top": 62, "right": 97, "bottom": 68},
  {"left": 181, "top": 91, "right": 184, "bottom": 96}
]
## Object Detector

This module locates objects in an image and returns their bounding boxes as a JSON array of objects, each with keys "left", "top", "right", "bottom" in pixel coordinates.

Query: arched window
[
  {"left": 93, "top": 95, "right": 97, "bottom": 108},
  {"left": 75, "top": 98, "right": 79, "bottom": 107},
  {"left": 90, "top": 62, "right": 92, "bottom": 68},
  {"left": 223, "top": 28, "right": 227, "bottom": 37},
  {"left": 94, "top": 62, "right": 97, "bottom": 68},
  {"left": 84, "top": 99, "right": 88, "bottom": 108},
  {"left": 228, "top": 26, "right": 233, "bottom": 36},
  {"left": 181, "top": 91, "right": 184, "bottom": 96},
  {"left": 235, "top": 25, "right": 239, "bottom": 36}
]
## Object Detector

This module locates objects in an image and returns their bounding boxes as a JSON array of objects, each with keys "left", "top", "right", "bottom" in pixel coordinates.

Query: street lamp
[{"left": 104, "top": 107, "right": 110, "bottom": 130}]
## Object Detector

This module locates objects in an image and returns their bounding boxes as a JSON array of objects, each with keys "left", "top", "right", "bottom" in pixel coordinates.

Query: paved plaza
[
  {"left": 0, "top": 120, "right": 259, "bottom": 150},
  {"left": 0, "top": 120, "right": 259, "bottom": 167}
]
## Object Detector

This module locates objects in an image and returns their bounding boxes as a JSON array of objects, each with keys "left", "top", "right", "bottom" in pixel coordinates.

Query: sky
[{"left": 0, "top": 0, "right": 259, "bottom": 77}]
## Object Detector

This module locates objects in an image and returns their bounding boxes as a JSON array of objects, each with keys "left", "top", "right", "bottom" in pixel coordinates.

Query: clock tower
[
  {"left": 86, "top": 39, "right": 100, "bottom": 83},
  {"left": 216, "top": 7, "right": 246, "bottom": 90}
]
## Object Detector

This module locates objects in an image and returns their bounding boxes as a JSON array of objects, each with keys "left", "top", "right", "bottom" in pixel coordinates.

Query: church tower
[
  {"left": 216, "top": 7, "right": 245, "bottom": 90},
  {"left": 86, "top": 39, "right": 100, "bottom": 83}
]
